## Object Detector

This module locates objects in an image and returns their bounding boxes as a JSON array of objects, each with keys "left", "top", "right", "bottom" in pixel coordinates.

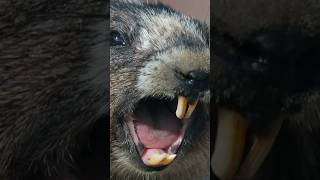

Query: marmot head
[{"left": 110, "top": 0, "right": 210, "bottom": 179}]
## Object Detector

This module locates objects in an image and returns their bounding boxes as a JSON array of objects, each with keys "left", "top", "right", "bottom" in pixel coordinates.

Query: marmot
[
  {"left": 110, "top": 0, "right": 210, "bottom": 180},
  {"left": 1, "top": 0, "right": 107, "bottom": 179},
  {"left": 211, "top": 0, "right": 320, "bottom": 179}
]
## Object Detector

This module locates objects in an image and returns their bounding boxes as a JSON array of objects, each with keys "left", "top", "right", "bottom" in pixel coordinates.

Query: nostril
[
  {"left": 186, "top": 71, "right": 209, "bottom": 81},
  {"left": 185, "top": 70, "right": 209, "bottom": 91},
  {"left": 175, "top": 70, "right": 209, "bottom": 93},
  {"left": 187, "top": 79, "right": 195, "bottom": 86}
]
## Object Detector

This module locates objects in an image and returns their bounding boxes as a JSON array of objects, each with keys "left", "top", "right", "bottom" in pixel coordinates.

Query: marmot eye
[{"left": 111, "top": 31, "right": 127, "bottom": 46}]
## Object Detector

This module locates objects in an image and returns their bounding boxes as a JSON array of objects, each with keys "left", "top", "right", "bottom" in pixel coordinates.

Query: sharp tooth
[
  {"left": 176, "top": 96, "right": 188, "bottom": 119},
  {"left": 145, "top": 153, "right": 176, "bottom": 167},
  {"left": 160, "top": 154, "right": 177, "bottom": 166},
  {"left": 184, "top": 98, "right": 199, "bottom": 119},
  {"left": 236, "top": 118, "right": 283, "bottom": 179},
  {"left": 212, "top": 108, "right": 248, "bottom": 180},
  {"left": 146, "top": 153, "right": 167, "bottom": 166}
]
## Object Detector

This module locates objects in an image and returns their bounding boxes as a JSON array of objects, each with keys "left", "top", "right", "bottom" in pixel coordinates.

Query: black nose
[{"left": 186, "top": 70, "right": 209, "bottom": 91}]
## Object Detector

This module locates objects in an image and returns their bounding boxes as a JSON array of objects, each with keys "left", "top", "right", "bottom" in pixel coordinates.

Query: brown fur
[{"left": 0, "top": 0, "right": 107, "bottom": 179}]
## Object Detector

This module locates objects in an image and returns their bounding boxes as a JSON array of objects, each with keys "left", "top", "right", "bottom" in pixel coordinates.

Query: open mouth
[
  {"left": 124, "top": 96, "right": 199, "bottom": 168},
  {"left": 211, "top": 108, "right": 284, "bottom": 179}
]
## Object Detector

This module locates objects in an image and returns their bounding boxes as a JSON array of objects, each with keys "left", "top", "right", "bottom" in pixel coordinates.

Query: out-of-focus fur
[
  {"left": 0, "top": 0, "right": 107, "bottom": 179},
  {"left": 212, "top": 0, "right": 320, "bottom": 179}
]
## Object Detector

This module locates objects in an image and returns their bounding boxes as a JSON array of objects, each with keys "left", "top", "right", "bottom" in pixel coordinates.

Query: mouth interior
[{"left": 125, "top": 98, "right": 195, "bottom": 168}]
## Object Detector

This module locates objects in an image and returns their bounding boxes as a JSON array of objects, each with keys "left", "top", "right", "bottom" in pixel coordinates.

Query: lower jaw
[{"left": 211, "top": 108, "right": 284, "bottom": 180}]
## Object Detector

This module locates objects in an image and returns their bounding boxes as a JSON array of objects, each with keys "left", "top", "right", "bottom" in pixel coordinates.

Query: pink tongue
[{"left": 134, "top": 102, "right": 182, "bottom": 149}]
